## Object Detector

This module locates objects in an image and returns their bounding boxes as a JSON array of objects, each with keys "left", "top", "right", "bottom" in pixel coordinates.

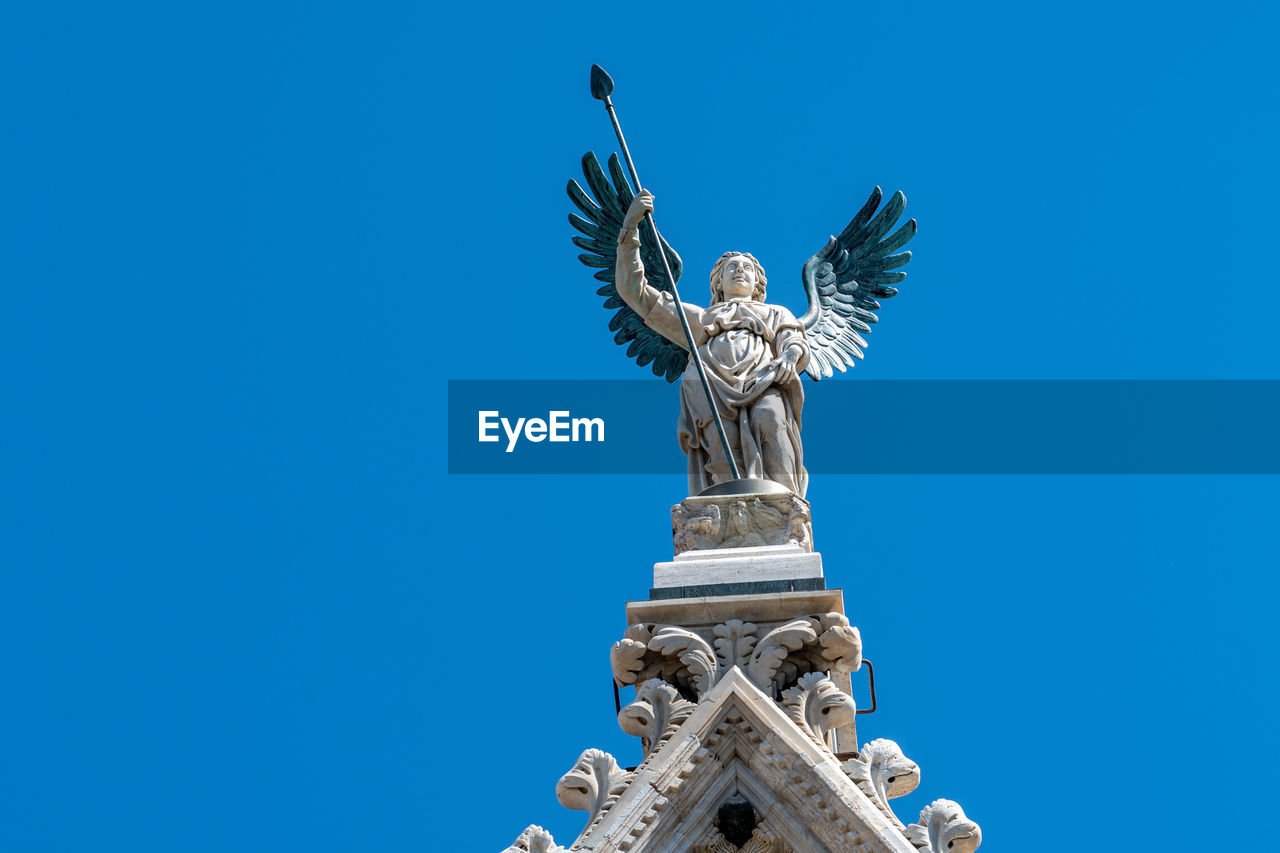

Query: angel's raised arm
[
  {"left": 568, "top": 152, "right": 691, "bottom": 382},
  {"left": 615, "top": 192, "right": 706, "bottom": 352}
]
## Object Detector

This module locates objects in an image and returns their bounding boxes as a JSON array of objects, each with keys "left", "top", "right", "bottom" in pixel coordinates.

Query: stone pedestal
[
  {"left": 641, "top": 491, "right": 850, "bottom": 750},
  {"left": 657, "top": 489, "right": 823, "bottom": 599}
]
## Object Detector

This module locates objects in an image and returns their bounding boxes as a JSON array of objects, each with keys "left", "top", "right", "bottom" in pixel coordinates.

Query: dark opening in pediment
[{"left": 716, "top": 794, "right": 759, "bottom": 848}]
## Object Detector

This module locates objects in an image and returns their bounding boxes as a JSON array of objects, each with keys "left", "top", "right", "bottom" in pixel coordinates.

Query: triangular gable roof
[{"left": 569, "top": 667, "right": 916, "bottom": 853}]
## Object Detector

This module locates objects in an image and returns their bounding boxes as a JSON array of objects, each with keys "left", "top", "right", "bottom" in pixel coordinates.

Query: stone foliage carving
[
  {"left": 611, "top": 613, "right": 862, "bottom": 700},
  {"left": 840, "top": 738, "right": 920, "bottom": 828},
  {"left": 555, "top": 749, "right": 632, "bottom": 834},
  {"left": 611, "top": 623, "right": 655, "bottom": 686},
  {"left": 673, "top": 494, "right": 813, "bottom": 554},
  {"left": 693, "top": 828, "right": 789, "bottom": 853},
  {"left": 619, "top": 678, "right": 696, "bottom": 758},
  {"left": 500, "top": 825, "right": 566, "bottom": 853},
  {"left": 780, "top": 672, "right": 856, "bottom": 748},
  {"left": 905, "top": 799, "right": 982, "bottom": 853}
]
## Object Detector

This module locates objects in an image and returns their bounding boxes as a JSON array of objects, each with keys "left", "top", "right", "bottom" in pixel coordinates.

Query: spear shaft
[{"left": 590, "top": 65, "right": 741, "bottom": 481}]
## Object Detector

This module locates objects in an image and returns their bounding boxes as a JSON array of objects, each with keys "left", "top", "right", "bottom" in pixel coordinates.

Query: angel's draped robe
[{"left": 616, "top": 228, "right": 811, "bottom": 497}]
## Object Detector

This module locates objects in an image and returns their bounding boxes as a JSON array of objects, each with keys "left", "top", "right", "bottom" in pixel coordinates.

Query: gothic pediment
[
  {"left": 499, "top": 606, "right": 981, "bottom": 853},
  {"left": 566, "top": 667, "right": 915, "bottom": 853}
]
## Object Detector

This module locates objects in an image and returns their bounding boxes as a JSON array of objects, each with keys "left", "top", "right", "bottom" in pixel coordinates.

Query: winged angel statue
[{"left": 568, "top": 153, "right": 915, "bottom": 498}]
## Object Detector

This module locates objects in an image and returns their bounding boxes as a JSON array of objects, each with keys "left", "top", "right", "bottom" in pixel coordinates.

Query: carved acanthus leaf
[
  {"left": 618, "top": 678, "right": 696, "bottom": 757},
  {"left": 693, "top": 826, "right": 789, "bottom": 853},
  {"left": 780, "top": 672, "right": 856, "bottom": 748},
  {"left": 501, "top": 825, "right": 566, "bottom": 853},
  {"left": 613, "top": 615, "right": 865, "bottom": 701},
  {"left": 555, "top": 749, "right": 632, "bottom": 836},
  {"left": 713, "top": 620, "right": 759, "bottom": 670},
  {"left": 746, "top": 618, "right": 819, "bottom": 694},
  {"left": 691, "top": 835, "right": 739, "bottom": 853},
  {"left": 610, "top": 623, "right": 653, "bottom": 685},
  {"left": 840, "top": 738, "right": 919, "bottom": 828},
  {"left": 905, "top": 799, "right": 981, "bottom": 853},
  {"left": 648, "top": 625, "right": 718, "bottom": 696},
  {"left": 739, "top": 833, "right": 788, "bottom": 853}
]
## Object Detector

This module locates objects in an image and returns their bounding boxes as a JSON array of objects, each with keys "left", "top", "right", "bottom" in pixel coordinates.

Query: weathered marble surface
[
  {"left": 625, "top": 587, "right": 846, "bottom": 628},
  {"left": 654, "top": 543, "right": 822, "bottom": 590}
]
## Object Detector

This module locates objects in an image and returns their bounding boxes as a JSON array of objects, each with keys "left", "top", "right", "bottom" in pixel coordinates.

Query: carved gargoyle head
[
  {"left": 782, "top": 672, "right": 856, "bottom": 745},
  {"left": 912, "top": 799, "right": 981, "bottom": 853},
  {"left": 618, "top": 678, "right": 695, "bottom": 757},
  {"left": 501, "top": 825, "right": 563, "bottom": 853},
  {"left": 555, "top": 748, "right": 626, "bottom": 817},
  {"left": 860, "top": 738, "right": 920, "bottom": 801}
]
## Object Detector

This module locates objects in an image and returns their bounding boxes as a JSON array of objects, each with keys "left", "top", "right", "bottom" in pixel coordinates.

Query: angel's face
[{"left": 720, "top": 255, "right": 758, "bottom": 301}]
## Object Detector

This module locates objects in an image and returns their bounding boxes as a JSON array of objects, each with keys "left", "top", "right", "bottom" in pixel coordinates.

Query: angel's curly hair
[{"left": 709, "top": 252, "right": 767, "bottom": 303}]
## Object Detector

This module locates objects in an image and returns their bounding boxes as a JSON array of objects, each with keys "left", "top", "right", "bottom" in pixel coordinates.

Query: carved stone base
[
  {"left": 673, "top": 492, "right": 812, "bottom": 556},
  {"left": 621, "top": 587, "right": 859, "bottom": 754}
]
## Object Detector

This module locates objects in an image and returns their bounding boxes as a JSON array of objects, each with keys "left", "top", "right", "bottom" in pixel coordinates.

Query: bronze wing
[
  {"left": 568, "top": 152, "right": 688, "bottom": 382},
  {"left": 798, "top": 187, "right": 917, "bottom": 379}
]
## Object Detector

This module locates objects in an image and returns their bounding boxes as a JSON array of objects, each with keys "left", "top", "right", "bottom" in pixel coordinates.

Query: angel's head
[{"left": 709, "top": 252, "right": 767, "bottom": 303}]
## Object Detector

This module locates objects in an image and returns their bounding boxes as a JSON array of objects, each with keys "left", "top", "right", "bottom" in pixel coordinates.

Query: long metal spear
[{"left": 589, "top": 64, "right": 741, "bottom": 481}]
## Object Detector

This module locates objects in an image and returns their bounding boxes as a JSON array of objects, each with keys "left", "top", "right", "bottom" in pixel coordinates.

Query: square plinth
[
  {"left": 653, "top": 543, "right": 823, "bottom": 590},
  {"left": 626, "top": 587, "right": 846, "bottom": 629}
]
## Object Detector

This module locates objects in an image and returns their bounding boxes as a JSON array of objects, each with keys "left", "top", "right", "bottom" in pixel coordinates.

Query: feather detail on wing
[
  {"left": 568, "top": 152, "right": 688, "bottom": 382},
  {"left": 798, "top": 187, "right": 916, "bottom": 380}
]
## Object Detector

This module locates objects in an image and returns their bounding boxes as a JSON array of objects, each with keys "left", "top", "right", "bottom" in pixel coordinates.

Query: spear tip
[{"left": 590, "top": 65, "right": 614, "bottom": 101}]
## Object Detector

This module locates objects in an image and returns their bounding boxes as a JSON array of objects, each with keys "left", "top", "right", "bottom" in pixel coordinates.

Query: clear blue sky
[{"left": 4, "top": 2, "right": 1278, "bottom": 851}]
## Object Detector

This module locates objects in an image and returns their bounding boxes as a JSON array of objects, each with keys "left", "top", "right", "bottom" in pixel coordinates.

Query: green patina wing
[
  {"left": 568, "top": 152, "right": 688, "bottom": 382},
  {"left": 798, "top": 187, "right": 917, "bottom": 380}
]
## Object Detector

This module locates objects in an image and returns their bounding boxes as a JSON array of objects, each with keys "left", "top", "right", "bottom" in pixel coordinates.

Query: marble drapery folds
[{"left": 616, "top": 227, "right": 810, "bottom": 496}]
